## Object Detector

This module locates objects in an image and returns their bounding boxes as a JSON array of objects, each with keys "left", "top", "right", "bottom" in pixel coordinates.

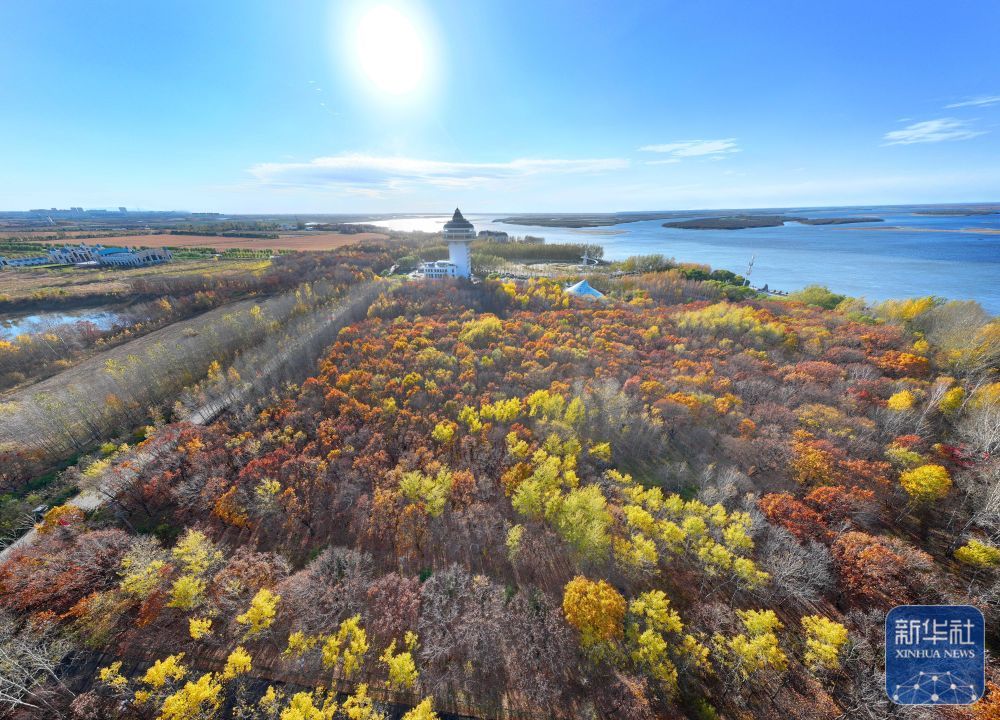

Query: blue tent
[{"left": 564, "top": 279, "right": 605, "bottom": 299}]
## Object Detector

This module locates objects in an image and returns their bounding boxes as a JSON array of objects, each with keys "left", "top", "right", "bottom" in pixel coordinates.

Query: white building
[
  {"left": 95, "top": 246, "right": 173, "bottom": 267},
  {"left": 0, "top": 255, "right": 50, "bottom": 268},
  {"left": 0, "top": 242, "right": 173, "bottom": 270},
  {"left": 442, "top": 207, "right": 474, "bottom": 277},
  {"left": 414, "top": 259, "right": 460, "bottom": 278},
  {"left": 48, "top": 243, "right": 100, "bottom": 265},
  {"left": 412, "top": 208, "right": 475, "bottom": 280}
]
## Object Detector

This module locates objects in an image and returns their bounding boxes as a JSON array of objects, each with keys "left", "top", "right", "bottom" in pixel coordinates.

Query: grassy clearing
[{"left": 0, "top": 259, "right": 270, "bottom": 305}]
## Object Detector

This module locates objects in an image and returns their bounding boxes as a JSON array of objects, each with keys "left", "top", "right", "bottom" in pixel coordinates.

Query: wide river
[{"left": 362, "top": 207, "right": 1000, "bottom": 314}]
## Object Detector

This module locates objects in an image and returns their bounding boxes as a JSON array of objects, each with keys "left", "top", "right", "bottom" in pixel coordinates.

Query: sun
[{"left": 355, "top": 5, "right": 427, "bottom": 96}]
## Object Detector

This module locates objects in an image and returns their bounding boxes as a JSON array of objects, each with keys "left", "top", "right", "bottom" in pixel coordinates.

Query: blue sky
[{"left": 1, "top": 0, "right": 999, "bottom": 213}]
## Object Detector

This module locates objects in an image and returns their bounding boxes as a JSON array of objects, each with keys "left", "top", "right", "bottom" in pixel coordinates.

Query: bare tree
[
  {"left": 753, "top": 522, "right": 834, "bottom": 609},
  {"left": 958, "top": 398, "right": 1000, "bottom": 457},
  {"left": 0, "top": 613, "right": 74, "bottom": 718}
]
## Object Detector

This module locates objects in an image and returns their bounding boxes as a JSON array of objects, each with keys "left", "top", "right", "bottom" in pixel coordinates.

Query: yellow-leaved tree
[
  {"left": 724, "top": 609, "right": 788, "bottom": 679},
  {"left": 119, "top": 538, "right": 168, "bottom": 599},
  {"left": 222, "top": 646, "right": 252, "bottom": 680},
  {"left": 236, "top": 588, "right": 280, "bottom": 637},
  {"left": 158, "top": 673, "right": 223, "bottom": 720},
  {"left": 188, "top": 618, "right": 212, "bottom": 640},
  {"left": 955, "top": 539, "right": 1000, "bottom": 568},
  {"left": 322, "top": 615, "right": 369, "bottom": 679},
  {"left": 899, "top": 464, "right": 952, "bottom": 504},
  {"left": 279, "top": 690, "right": 338, "bottom": 720},
  {"left": 399, "top": 468, "right": 453, "bottom": 518},
  {"left": 801, "top": 615, "right": 849, "bottom": 672},
  {"left": 340, "top": 683, "right": 382, "bottom": 720},
  {"left": 172, "top": 529, "right": 222, "bottom": 575},
  {"left": 166, "top": 529, "right": 222, "bottom": 612},
  {"left": 401, "top": 697, "right": 439, "bottom": 720},
  {"left": 886, "top": 390, "right": 916, "bottom": 411},
  {"left": 284, "top": 630, "right": 320, "bottom": 658},
  {"left": 166, "top": 575, "right": 206, "bottom": 611},
  {"left": 626, "top": 590, "right": 684, "bottom": 694},
  {"left": 562, "top": 576, "right": 626, "bottom": 653},
  {"left": 380, "top": 631, "right": 420, "bottom": 690},
  {"left": 141, "top": 653, "right": 187, "bottom": 689}
]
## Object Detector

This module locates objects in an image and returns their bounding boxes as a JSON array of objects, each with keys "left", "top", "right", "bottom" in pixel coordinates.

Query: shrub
[
  {"left": 788, "top": 285, "right": 846, "bottom": 310},
  {"left": 676, "top": 303, "right": 785, "bottom": 344}
]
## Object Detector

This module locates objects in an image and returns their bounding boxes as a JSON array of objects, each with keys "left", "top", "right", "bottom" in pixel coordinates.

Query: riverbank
[
  {"left": 840, "top": 225, "right": 1000, "bottom": 234},
  {"left": 351, "top": 206, "right": 1000, "bottom": 313},
  {"left": 661, "top": 215, "right": 883, "bottom": 230}
]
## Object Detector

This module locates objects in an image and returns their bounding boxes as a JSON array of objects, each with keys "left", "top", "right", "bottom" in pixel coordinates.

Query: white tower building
[{"left": 442, "top": 207, "right": 474, "bottom": 278}]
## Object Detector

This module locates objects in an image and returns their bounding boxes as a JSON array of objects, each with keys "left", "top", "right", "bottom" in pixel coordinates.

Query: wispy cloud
[
  {"left": 645, "top": 158, "right": 681, "bottom": 165},
  {"left": 882, "top": 118, "right": 986, "bottom": 145},
  {"left": 248, "top": 154, "right": 628, "bottom": 190},
  {"left": 638, "top": 139, "right": 740, "bottom": 158},
  {"left": 307, "top": 79, "right": 339, "bottom": 117},
  {"left": 945, "top": 95, "right": 1000, "bottom": 109}
]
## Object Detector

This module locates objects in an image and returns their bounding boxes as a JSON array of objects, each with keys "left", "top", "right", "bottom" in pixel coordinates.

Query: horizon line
[{"left": 3, "top": 199, "right": 999, "bottom": 216}]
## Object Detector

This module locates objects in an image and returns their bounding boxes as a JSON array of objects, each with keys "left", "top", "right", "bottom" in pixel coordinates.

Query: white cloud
[
  {"left": 882, "top": 118, "right": 986, "bottom": 145},
  {"left": 248, "top": 153, "right": 628, "bottom": 190},
  {"left": 645, "top": 158, "right": 681, "bottom": 165},
  {"left": 629, "top": 169, "right": 1000, "bottom": 210},
  {"left": 945, "top": 95, "right": 1000, "bottom": 109},
  {"left": 638, "top": 139, "right": 740, "bottom": 158}
]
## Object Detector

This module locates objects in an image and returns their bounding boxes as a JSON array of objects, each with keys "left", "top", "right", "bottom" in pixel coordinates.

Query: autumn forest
[{"left": 2, "top": 252, "right": 999, "bottom": 720}]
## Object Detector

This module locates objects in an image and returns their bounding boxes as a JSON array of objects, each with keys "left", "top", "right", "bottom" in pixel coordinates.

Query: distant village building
[
  {"left": 0, "top": 242, "right": 172, "bottom": 270},
  {"left": 477, "top": 229, "right": 509, "bottom": 241},
  {"left": 412, "top": 208, "right": 475, "bottom": 280}
]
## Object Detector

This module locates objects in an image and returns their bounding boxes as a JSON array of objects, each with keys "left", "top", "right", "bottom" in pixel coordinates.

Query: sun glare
[{"left": 355, "top": 5, "right": 427, "bottom": 97}]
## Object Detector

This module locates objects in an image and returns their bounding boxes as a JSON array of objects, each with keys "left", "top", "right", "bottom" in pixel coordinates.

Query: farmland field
[{"left": 1, "top": 231, "right": 387, "bottom": 251}]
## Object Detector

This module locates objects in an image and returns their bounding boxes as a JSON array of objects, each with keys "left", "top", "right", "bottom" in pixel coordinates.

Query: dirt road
[{"left": 0, "top": 280, "right": 389, "bottom": 563}]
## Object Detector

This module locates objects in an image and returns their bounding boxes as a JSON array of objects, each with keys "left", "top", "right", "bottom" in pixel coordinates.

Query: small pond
[{"left": 0, "top": 307, "right": 126, "bottom": 340}]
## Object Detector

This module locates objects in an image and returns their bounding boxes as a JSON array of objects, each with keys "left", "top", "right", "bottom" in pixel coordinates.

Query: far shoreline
[{"left": 837, "top": 225, "right": 1000, "bottom": 235}]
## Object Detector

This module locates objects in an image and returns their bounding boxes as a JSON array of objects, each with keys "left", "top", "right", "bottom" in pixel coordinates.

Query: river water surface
[{"left": 361, "top": 206, "right": 1000, "bottom": 314}]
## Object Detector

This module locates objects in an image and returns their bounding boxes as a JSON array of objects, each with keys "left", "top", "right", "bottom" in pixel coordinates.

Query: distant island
[
  {"left": 912, "top": 208, "right": 1000, "bottom": 216},
  {"left": 662, "top": 215, "right": 884, "bottom": 230},
  {"left": 496, "top": 212, "right": 885, "bottom": 229},
  {"left": 495, "top": 212, "right": 687, "bottom": 228}
]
